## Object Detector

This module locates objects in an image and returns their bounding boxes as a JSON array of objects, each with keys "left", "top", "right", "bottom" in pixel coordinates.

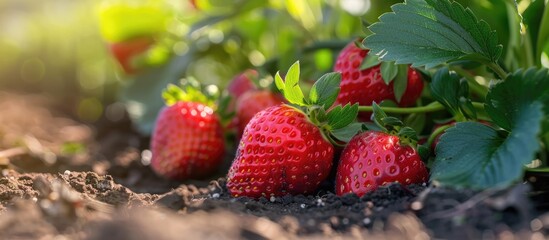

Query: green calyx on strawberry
[
  {"left": 335, "top": 103, "right": 429, "bottom": 197},
  {"left": 226, "top": 61, "right": 362, "bottom": 198},
  {"left": 334, "top": 40, "right": 424, "bottom": 120},
  {"left": 150, "top": 82, "right": 225, "bottom": 180}
]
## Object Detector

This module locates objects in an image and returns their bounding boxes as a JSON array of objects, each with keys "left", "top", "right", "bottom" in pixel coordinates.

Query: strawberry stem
[
  {"left": 358, "top": 102, "right": 484, "bottom": 114},
  {"left": 486, "top": 62, "right": 509, "bottom": 80}
]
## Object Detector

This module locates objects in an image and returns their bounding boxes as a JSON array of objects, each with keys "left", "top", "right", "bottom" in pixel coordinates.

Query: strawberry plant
[
  {"left": 358, "top": 0, "right": 549, "bottom": 189},
  {"left": 227, "top": 62, "right": 362, "bottom": 198}
]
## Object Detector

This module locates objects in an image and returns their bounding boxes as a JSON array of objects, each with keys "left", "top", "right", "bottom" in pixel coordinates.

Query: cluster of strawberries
[{"left": 150, "top": 40, "right": 431, "bottom": 198}]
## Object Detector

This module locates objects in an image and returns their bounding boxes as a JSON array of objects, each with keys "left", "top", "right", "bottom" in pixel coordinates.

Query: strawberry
[
  {"left": 108, "top": 36, "right": 154, "bottom": 74},
  {"left": 227, "top": 69, "right": 258, "bottom": 100},
  {"left": 335, "top": 104, "right": 428, "bottom": 196},
  {"left": 227, "top": 105, "right": 334, "bottom": 198},
  {"left": 150, "top": 85, "right": 225, "bottom": 180},
  {"left": 235, "top": 90, "right": 284, "bottom": 137},
  {"left": 224, "top": 69, "right": 259, "bottom": 131},
  {"left": 227, "top": 62, "right": 362, "bottom": 198},
  {"left": 334, "top": 40, "right": 424, "bottom": 120}
]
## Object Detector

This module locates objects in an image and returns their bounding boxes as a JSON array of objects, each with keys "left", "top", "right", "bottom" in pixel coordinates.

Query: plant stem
[
  {"left": 487, "top": 62, "right": 509, "bottom": 80},
  {"left": 358, "top": 102, "right": 484, "bottom": 114},
  {"left": 426, "top": 124, "right": 453, "bottom": 150}
]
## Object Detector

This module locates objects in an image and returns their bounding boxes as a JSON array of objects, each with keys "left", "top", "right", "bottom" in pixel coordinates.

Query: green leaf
[
  {"left": 331, "top": 122, "right": 363, "bottom": 142},
  {"left": 398, "top": 126, "right": 418, "bottom": 142},
  {"left": 275, "top": 62, "right": 306, "bottom": 106},
  {"left": 282, "top": 61, "right": 306, "bottom": 106},
  {"left": 433, "top": 68, "right": 549, "bottom": 189},
  {"left": 372, "top": 103, "right": 388, "bottom": 131},
  {"left": 360, "top": 54, "right": 381, "bottom": 70},
  {"left": 404, "top": 113, "right": 426, "bottom": 133},
  {"left": 430, "top": 68, "right": 461, "bottom": 115},
  {"left": 432, "top": 120, "right": 542, "bottom": 189},
  {"left": 274, "top": 72, "right": 285, "bottom": 92},
  {"left": 326, "top": 105, "right": 342, "bottom": 124},
  {"left": 393, "top": 65, "right": 409, "bottom": 103},
  {"left": 364, "top": 0, "right": 503, "bottom": 68},
  {"left": 97, "top": 1, "right": 173, "bottom": 42},
  {"left": 327, "top": 104, "right": 359, "bottom": 130},
  {"left": 380, "top": 61, "right": 398, "bottom": 84},
  {"left": 485, "top": 68, "right": 549, "bottom": 131},
  {"left": 361, "top": 18, "right": 373, "bottom": 36},
  {"left": 309, "top": 72, "right": 341, "bottom": 108},
  {"left": 381, "top": 117, "right": 404, "bottom": 129}
]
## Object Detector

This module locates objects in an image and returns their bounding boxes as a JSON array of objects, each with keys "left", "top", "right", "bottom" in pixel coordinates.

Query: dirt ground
[{"left": 0, "top": 91, "right": 548, "bottom": 240}]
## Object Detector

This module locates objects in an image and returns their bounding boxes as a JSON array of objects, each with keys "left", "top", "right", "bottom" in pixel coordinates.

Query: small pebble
[
  {"left": 363, "top": 218, "right": 371, "bottom": 225},
  {"left": 212, "top": 193, "right": 220, "bottom": 198},
  {"left": 270, "top": 196, "right": 276, "bottom": 202},
  {"left": 64, "top": 170, "right": 71, "bottom": 176},
  {"left": 300, "top": 203, "right": 306, "bottom": 209}
]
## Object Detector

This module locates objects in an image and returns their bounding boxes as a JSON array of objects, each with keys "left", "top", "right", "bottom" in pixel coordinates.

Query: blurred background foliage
[{"left": 0, "top": 0, "right": 546, "bottom": 135}]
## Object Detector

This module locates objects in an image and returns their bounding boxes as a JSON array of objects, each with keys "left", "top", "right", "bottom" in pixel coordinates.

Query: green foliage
[
  {"left": 97, "top": 0, "right": 175, "bottom": 42},
  {"left": 327, "top": 104, "right": 359, "bottom": 130},
  {"left": 432, "top": 68, "right": 549, "bottom": 188},
  {"left": 485, "top": 68, "right": 549, "bottom": 131},
  {"left": 360, "top": 54, "right": 381, "bottom": 70},
  {"left": 274, "top": 61, "right": 360, "bottom": 145},
  {"left": 275, "top": 62, "right": 306, "bottom": 106},
  {"left": 331, "top": 122, "right": 363, "bottom": 142},
  {"left": 393, "top": 65, "right": 409, "bottom": 103},
  {"left": 432, "top": 120, "right": 542, "bottom": 188},
  {"left": 364, "top": 0, "right": 502, "bottom": 68},
  {"left": 309, "top": 72, "right": 341, "bottom": 108},
  {"left": 380, "top": 61, "right": 398, "bottom": 84},
  {"left": 430, "top": 67, "right": 476, "bottom": 120}
]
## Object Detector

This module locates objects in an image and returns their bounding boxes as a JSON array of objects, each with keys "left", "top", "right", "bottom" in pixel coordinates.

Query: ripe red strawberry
[
  {"left": 227, "top": 69, "right": 258, "bottom": 100},
  {"left": 227, "top": 105, "right": 334, "bottom": 198},
  {"left": 336, "top": 131, "right": 428, "bottom": 196},
  {"left": 334, "top": 41, "right": 424, "bottom": 119},
  {"left": 235, "top": 90, "right": 284, "bottom": 137},
  {"left": 224, "top": 69, "right": 259, "bottom": 131},
  {"left": 108, "top": 37, "right": 154, "bottom": 74},
  {"left": 335, "top": 103, "right": 428, "bottom": 196},
  {"left": 227, "top": 62, "right": 361, "bottom": 198},
  {"left": 150, "top": 86, "right": 225, "bottom": 180}
]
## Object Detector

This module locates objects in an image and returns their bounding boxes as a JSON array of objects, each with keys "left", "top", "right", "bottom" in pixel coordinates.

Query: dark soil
[{"left": 0, "top": 92, "right": 548, "bottom": 240}]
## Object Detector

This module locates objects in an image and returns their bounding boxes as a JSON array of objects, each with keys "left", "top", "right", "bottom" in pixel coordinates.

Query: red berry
[
  {"left": 334, "top": 41, "right": 424, "bottom": 120},
  {"left": 150, "top": 101, "right": 225, "bottom": 180},
  {"left": 235, "top": 90, "right": 284, "bottom": 137},
  {"left": 336, "top": 131, "right": 428, "bottom": 197},
  {"left": 108, "top": 37, "right": 154, "bottom": 74},
  {"left": 227, "top": 105, "right": 334, "bottom": 198},
  {"left": 227, "top": 69, "right": 258, "bottom": 100}
]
